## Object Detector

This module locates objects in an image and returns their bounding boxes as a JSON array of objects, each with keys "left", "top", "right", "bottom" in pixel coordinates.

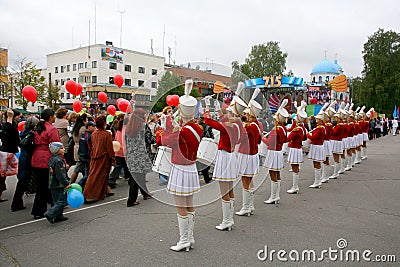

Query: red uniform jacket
[
  {"left": 331, "top": 123, "right": 343, "bottom": 141},
  {"left": 238, "top": 121, "right": 261, "bottom": 155},
  {"left": 161, "top": 120, "right": 203, "bottom": 165},
  {"left": 287, "top": 124, "right": 305, "bottom": 149},
  {"left": 341, "top": 122, "right": 348, "bottom": 139},
  {"left": 204, "top": 112, "right": 240, "bottom": 153},
  {"left": 307, "top": 125, "right": 325, "bottom": 145},
  {"left": 348, "top": 122, "right": 355, "bottom": 138},
  {"left": 263, "top": 124, "right": 287, "bottom": 151},
  {"left": 324, "top": 121, "right": 333, "bottom": 140}
]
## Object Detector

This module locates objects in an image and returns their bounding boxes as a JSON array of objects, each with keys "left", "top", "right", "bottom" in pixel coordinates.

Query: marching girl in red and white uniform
[
  {"left": 329, "top": 105, "right": 345, "bottom": 179},
  {"left": 321, "top": 102, "right": 335, "bottom": 183},
  {"left": 308, "top": 108, "right": 326, "bottom": 188},
  {"left": 262, "top": 99, "right": 288, "bottom": 203},
  {"left": 354, "top": 107, "right": 363, "bottom": 164},
  {"left": 286, "top": 101, "right": 307, "bottom": 194},
  {"left": 361, "top": 107, "right": 374, "bottom": 159},
  {"left": 161, "top": 80, "right": 203, "bottom": 252},
  {"left": 345, "top": 104, "right": 356, "bottom": 170},
  {"left": 203, "top": 95, "right": 242, "bottom": 231},
  {"left": 235, "top": 88, "right": 262, "bottom": 216}
]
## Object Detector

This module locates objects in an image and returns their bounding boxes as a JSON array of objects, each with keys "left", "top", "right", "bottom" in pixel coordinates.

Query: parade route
[{"left": 0, "top": 135, "right": 399, "bottom": 266}]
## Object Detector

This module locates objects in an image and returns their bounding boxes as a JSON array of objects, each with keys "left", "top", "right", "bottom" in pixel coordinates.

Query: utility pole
[{"left": 117, "top": 3, "right": 125, "bottom": 48}]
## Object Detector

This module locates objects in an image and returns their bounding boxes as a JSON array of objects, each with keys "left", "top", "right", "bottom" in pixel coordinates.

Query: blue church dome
[
  {"left": 333, "top": 59, "right": 342, "bottom": 72},
  {"left": 311, "top": 59, "right": 340, "bottom": 75}
]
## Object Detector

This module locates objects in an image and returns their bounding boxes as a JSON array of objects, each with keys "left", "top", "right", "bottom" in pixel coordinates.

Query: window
[
  {"left": 138, "top": 80, "right": 144, "bottom": 87},
  {"left": 61, "top": 79, "right": 65, "bottom": 85},
  {"left": 109, "top": 77, "right": 114, "bottom": 84},
  {"left": 67, "top": 65, "right": 70, "bottom": 72},
  {"left": 151, "top": 68, "right": 157, "bottom": 75},
  {"left": 55, "top": 66, "right": 58, "bottom": 73},
  {"left": 73, "top": 64, "right": 77, "bottom": 71},
  {"left": 85, "top": 62, "right": 88, "bottom": 68},
  {"left": 73, "top": 78, "right": 76, "bottom": 82},
  {"left": 151, "top": 82, "right": 157, "bottom": 88},
  {"left": 55, "top": 79, "right": 59, "bottom": 86},
  {"left": 92, "top": 61, "right": 97, "bottom": 68},
  {"left": 109, "top": 62, "right": 117, "bottom": 70},
  {"left": 326, "top": 76, "right": 329, "bottom": 82},
  {"left": 138, "top": 66, "right": 145, "bottom": 74},
  {"left": 61, "top": 66, "right": 64, "bottom": 73},
  {"left": 125, "top": 79, "right": 131, "bottom": 86},
  {"left": 125, "top": 65, "right": 131, "bottom": 72},
  {"left": 60, "top": 93, "right": 64, "bottom": 99},
  {"left": 318, "top": 76, "right": 322, "bottom": 83},
  {"left": 92, "top": 76, "right": 97, "bottom": 83},
  {"left": 78, "top": 63, "right": 84, "bottom": 69},
  {"left": 66, "top": 93, "right": 70, "bottom": 100}
]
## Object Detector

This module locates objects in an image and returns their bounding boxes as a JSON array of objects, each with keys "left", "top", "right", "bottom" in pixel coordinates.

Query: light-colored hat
[
  {"left": 227, "top": 82, "right": 248, "bottom": 116},
  {"left": 354, "top": 106, "right": 360, "bottom": 118},
  {"left": 49, "top": 142, "right": 63, "bottom": 155},
  {"left": 358, "top": 106, "right": 366, "bottom": 118},
  {"left": 295, "top": 100, "right": 307, "bottom": 121},
  {"left": 325, "top": 101, "right": 337, "bottom": 118},
  {"left": 337, "top": 102, "right": 347, "bottom": 118},
  {"left": 273, "top": 98, "right": 289, "bottom": 122},
  {"left": 244, "top": 88, "right": 262, "bottom": 117},
  {"left": 366, "top": 107, "right": 374, "bottom": 118},
  {"left": 316, "top": 102, "right": 329, "bottom": 120},
  {"left": 348, "top": 103, "right": 355, "bottom": 117},
  {"left": 179, "top": 79, "right": 197, "bottom": 119}
]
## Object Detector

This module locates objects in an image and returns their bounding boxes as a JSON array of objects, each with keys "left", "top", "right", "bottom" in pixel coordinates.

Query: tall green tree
[
  {"left": 6, "top": 59, "right": 46, "bottom": 110},
  {"left": 45, "top": 82, "right": 61, "bottom": 110},
  {"left": 151, "top": 71, "right": 200, "bottom": 113},
  {"left": 352, "top": 28, "right": 400, "bottom": 115}
]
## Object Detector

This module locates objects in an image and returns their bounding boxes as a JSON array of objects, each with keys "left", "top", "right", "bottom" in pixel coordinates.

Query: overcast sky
[{"left": 1, "top": 0, "right": 399, "bottom": 80}]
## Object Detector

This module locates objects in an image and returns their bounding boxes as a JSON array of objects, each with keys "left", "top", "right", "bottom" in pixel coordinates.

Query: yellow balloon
[{"left": 112, "top": 141, "right": 121, "bottom": 152}]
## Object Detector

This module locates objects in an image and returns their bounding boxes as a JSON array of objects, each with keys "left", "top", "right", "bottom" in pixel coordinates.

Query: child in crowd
[{"left": 44, "top": 142, "right": 69, "bottom": 224}]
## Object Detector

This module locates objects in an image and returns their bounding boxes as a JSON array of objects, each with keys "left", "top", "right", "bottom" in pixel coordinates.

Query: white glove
[
  {"left": 160, "top": 114, "right": 166, "bottom": 129},
  {"left": 204, "top": 95, "right": 212, "bottom": 106},
  {"left": 172, "top": 118, "right": 180, "bottom": 128},
  {"left": 214, "top": 100, "right": 221, "bottom": 111}
]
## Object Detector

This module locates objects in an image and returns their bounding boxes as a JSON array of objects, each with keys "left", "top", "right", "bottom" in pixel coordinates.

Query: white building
[{"left": 45, "top": 42, "right": 164, "bottom": 109}]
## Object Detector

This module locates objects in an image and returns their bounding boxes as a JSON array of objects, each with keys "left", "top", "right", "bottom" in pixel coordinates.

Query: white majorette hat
[
  {"left": 337, "top": 102, "right": 347, "bottom": 118},
  {"left": 227, "top": 82, "right": 248, "bottom": 116},
  {"left": 179, "top": 79, "right": 197, "bottom": 119},
  {"left": 273, "top": 98, "right": 289, "bottom": 122},
  {"left": 244, "top": 88, "right": 262, "bottom": 117},
  {"left": 294, "top": 100, "right": 307, "bottom": 121},
  {"left": 348, "top": 103, "right": 355, "bottom": 117},
  {"left": 316, "top": 102, "right": 329, "bottom": 120},
  {"left": 354, "top": 106, "right": 360, "bottom": 118},
  {"left": 366, "top": 107, "right": 374, "bottom": 118},
  {"left": 325, "top": 101, "right": 337, "bottom": 118},
  {"left": 358, "top": 106, "right": 366, "bottom": 118}
]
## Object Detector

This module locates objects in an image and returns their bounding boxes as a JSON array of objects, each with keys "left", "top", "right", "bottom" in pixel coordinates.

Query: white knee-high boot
[
  {"left": 355, "top": 150, "right": 361, "bottom": 164},
  {"left": 229, "top": 198, "right": 235, "bottom": 226},
  {"left": 321, "top": 164, "right": 330, "bottom": 183},
  {"left": 287, "top": 173, "right": 300, "bottom": 194},
  {"left": 338, "top": 158, "right": 345, "bottom": 174},
  {"left": 351, "top": 153, "right": 356, "bottom": 167},
  {"left": 235, "top": 189, "right": 251, "bottom": 216},
  {"left": 345, "top": 156, "right": 352, "bottom": 171},
  {"left": 216, "top": 200, "right": 232, "bottom": 231},
  {"left": 187, "top": 211, "right": 195, "bottom": 248},
  {"left": 249, "top": 189, "right": 255, "bottom": 214},
  {"left": 264, "top": 181, "right": 280, "bottom": 204},
  {"left": 361, "top": 147, "right": 368, "bottom": 160},
  {"left": 170, "top": 214, "right": 191, "bottom": 252},
  {"left": 329, "top": 162, "right": 339, "bottom": 179},
  {"left": 309, "top": 169, "right": 322, "bottom": 188}
]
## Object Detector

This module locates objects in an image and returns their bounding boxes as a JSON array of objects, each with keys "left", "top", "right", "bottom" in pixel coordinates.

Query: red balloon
[
  {"left": 18, "top": 121, "right": 25, "bottom": 131},
  {"left": 118, "top": 99, "right": 130, "bottom": 112},
  {"left": 22, "top": 86, "right": 37, "bottom": 103},
  {"left": 98, "top": 92, "right": 108, "bottom": 103},
  {"left": 171, "top": 95, "right": 180, "bottom": 107},
  {"left": 126, "top": 103, "right": 132, "bottom": 113},
  {"left": 116, "top": 98, "right": 124, "bottom": 106},
  {"left": 65, "top": 80, "right": 78, "bottom": 95},
  {"left": 107, "top": 105, "right": 116, "bottom": 116},
  {"left": 76, "top": 84, "right": 83, "bottom": 95},
  {"left": 114, "top": 74, "right": 124, "bottom": 88},
  {"left": 73, "top": 100, "right": 83, "bottom": 113},
  {"left": 166, "top": 95, "right": 173, "bottom": 106}
]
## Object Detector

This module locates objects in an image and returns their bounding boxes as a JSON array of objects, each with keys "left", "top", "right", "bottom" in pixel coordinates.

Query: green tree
[
  {"left": 233, "top": 42, "right": 288, "bottom": 80},
  {"left": 150, "top": 71, "right": 200, "bottom": 113},
  {"left": 45, "top": 82, "right": 61, "bottom": 110},
  {"left": 6, "top": 59, "right": 46, "bottom": 110},
  {"left": 353, "top": 28, "right": 400, "bottom": 115}
]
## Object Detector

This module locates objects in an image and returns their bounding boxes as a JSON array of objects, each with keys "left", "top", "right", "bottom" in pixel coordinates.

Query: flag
[{"left": 393, "top": 105, "right": 397, "bottom": 118}]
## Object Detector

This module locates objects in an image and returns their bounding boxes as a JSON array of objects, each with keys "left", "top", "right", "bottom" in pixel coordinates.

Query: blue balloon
[
  {"left": 67, "top": 189, "right": 84, "bottom": 208},
  {"left": 15, "top": 152, "right": 21, "bottom": 159}
]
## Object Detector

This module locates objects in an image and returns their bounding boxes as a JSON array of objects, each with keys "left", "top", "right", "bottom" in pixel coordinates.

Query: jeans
[
  {"left": 128, "top": 172, "right": 150, "bottom": 204},
  {"left": 76, "top": 161, "right": 90, "bottom": 188},
  {"left": 31, "top": 168, "right": 53, "bottom": 217},
  {"left": 45, "top": 188, "right": 67, "bottom": 220},
  {"left": 109, "top": 157, "right": 133, "bottom": 185},
  {"left": 159, "top": 174, "right": 168, "bottom": 185}
]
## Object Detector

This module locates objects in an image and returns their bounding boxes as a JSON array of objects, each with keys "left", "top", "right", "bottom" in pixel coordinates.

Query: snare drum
[
  {"left": 152, "top": 146, "right": 172, "bottom": 176},
  {"left": 258, "top": 141, "right": 268, "bottom": 157},
  {"left": 197, "top": 138, "right": 218, "bottom": 166}
]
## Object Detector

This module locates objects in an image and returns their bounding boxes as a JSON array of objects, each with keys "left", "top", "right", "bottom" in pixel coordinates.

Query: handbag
[{"left": 19, "top": 129, "right": 35, "bottom": 150}]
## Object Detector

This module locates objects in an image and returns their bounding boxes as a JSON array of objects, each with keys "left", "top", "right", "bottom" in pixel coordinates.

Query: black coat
[
  {"left": 0, "top": 121, "right": 20, "bottom": 153},
  {"left": 17, "top": 129, "right": 33, "bottom": 181}
]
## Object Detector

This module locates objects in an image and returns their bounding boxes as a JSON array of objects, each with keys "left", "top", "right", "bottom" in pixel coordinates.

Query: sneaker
[
  {"left": 44, "top": 213, "right": 55, "bottom": 224},
  {"left": 54, "top": 216, "right": 69, "bottom": 223}
]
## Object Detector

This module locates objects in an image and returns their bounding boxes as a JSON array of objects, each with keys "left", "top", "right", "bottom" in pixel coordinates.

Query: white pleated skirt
[
  {"left": 323, "top": 140, "right": 333, "bottom": 157},
  {"left": 308, "top": 144, "right": 325, "bottom": 162},
  {"left": 287, "top": 147, "right": 303, "bottom": 164},
  {"left": 331, "top": 140, "right": 344, "bottom": 154},
  {"left": 237, "top": 153, "right": 259, "bottom": 177},
  {"left": 357, "top": 134, "right": 363, "bottom": 146},
  {"left": 343, "top": 137, "right": 349, "bottom": 150},
  {"left": 362, "top": 132, "right": 369, "bottom": 142},
  {"left": 213, "top": 150, "right": 238, "bottom": 182},
  {"left": 167, "top": 163, "right": 200, "bottom": 196},
  {"left": 349, "top": 136, "right": 356, "bottom": 148},
  {"left": 264, "top": 150, "right": 284, "bottom": 170}
]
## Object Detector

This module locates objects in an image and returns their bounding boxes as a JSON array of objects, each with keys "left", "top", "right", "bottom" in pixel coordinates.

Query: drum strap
[
  {"left": 184, "top": 125, "right": 201, "bottom": 143},
  {"left": 251, "top": 122, "right": 262, "bottom": 136},
  {"left": 277, "top": 125, "right": 287, "bottom": 137},
  {"left": 233, "top": 123, "right": 241, "bottom": 143}
]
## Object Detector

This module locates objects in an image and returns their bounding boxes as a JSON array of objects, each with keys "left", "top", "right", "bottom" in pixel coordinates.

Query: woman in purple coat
[{"left": 31, "top": 109, "right": 61, "bottom": 219}]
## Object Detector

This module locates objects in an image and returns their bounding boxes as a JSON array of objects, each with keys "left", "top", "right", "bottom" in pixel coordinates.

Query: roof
[{"left": 311, "top": 59, "right": 340, "bottom": 75}]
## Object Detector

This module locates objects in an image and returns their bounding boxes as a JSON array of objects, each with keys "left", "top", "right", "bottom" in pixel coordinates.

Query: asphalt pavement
[{"left": 0, "top": 135, "right": 399, "bottom": 266}]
